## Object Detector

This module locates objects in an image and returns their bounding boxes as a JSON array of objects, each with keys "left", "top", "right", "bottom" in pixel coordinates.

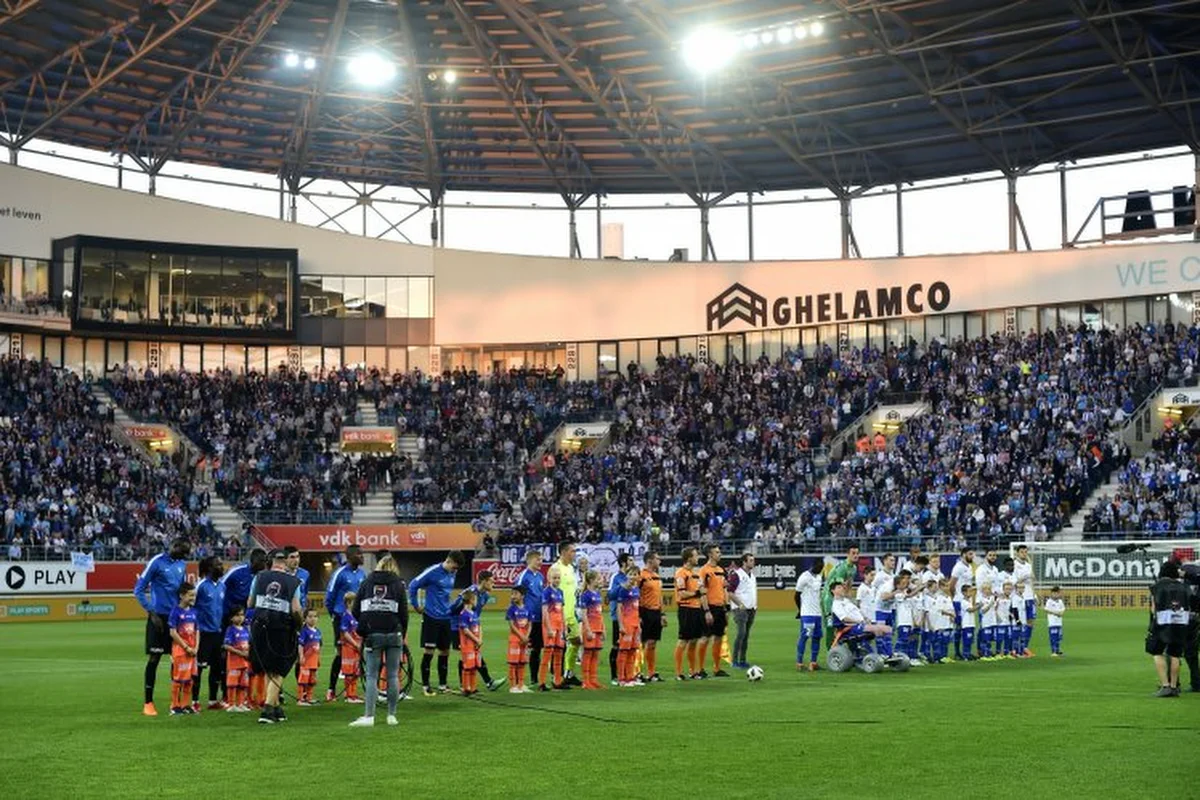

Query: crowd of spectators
[
  {"left": 0, "top": 357, "right": 216, "bottom": 560},
  {"left": 1085, "top": 423, "right": 1200, "bottom": 537},
  {"left": 105, "top": 367, "right": 367, "bottom": 523},
  {"left": 7, "top": 317, "right": 1199, "bottom": 558}
]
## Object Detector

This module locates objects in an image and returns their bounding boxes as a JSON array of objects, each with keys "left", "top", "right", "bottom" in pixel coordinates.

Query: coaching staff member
[
  {"left": 408, "top": 550, "right": 466, "bottom": 696},
  {"left": 249, "top": 550, "right": 303, "bottom": 724},
  {"left": 1148, "top": 559, "right": 1190, "bottom": 698},
  {"left": 134, "top": 537, "right": 192, "bottom": 716},
  {"left": 349, "top": 555, "right": 409, "bottom": 727}
]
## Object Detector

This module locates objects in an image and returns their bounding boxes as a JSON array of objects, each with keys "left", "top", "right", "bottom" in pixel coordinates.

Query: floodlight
[
  {"left": 284, "top": 51, "right": 300, "bottom": 68},
  {"left": 760, "top": 30, "right": 774, "bottom": 44},
  {"left": 444, "top": 69, "right": 458, "bottom": 84},
  {"left": 348, "top": 51, "right": 397, "bottom": 86},
  {"left": 303, "top": 56, "right": 316, "bottom": 71},
  {"left": 742, "top": 33, "right": 758, "bottom": 49},
  {"left": 682, "top": 28, "right": 737, "bottom": 74},
  {"left": 810, "top": 20, "right": 825, "bottom": 36},
  {"left": 794, "top": 25, "right": 807, "bottom": 40},
  {"left": 777, "top": 27, "right": 793, "bottom": 44}
]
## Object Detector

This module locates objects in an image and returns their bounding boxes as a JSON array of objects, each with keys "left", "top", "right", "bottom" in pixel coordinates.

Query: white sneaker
[
  {"left": 509, "top": 687, "right": 524, "bottom": 694},
  {"left": 349, "top": 716, "right": 375, "bottom": 727},
  {"left": 610, "top": 679, "right": 619, "bottom": 686},
  {"left": 345, "top": 697, "right": 364, "bottom": 704},
  {"left": 386, "top": 715, "right": 398, "bottom": 726}
]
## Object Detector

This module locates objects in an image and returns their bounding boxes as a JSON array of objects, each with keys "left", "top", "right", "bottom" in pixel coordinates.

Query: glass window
[
  {"left": 0, "top": 255, "right": 11, "bottom": 300},
  {"left": 386, "top": 277, "right": 408, "bottom": 317},
  {"left": 323, "top": 347, "right": 342, "bottom": 369},
  {"left": 1018, "top": 307, "right": 1037, "bottom": 335},
  {"left": 746, "top": 331, "right": 764, "bottom": 359},
  {"left": 1102, "top": 300, "right": 1124, "bottom": 330},
  {"left": 1150, "top": 296, "right": 1170, "bottom": 325},
  {"left": 946, "top": 315, "right": 964, "bottom": 343},
  {"left": 84, "top": 338, "right": 105, "bottom": 376},
  {"left": 302, "top": 346, "right": 322, "bottom": 372},
  {"left": 638, "top": 341, "right": 657, "bottom": 374},
  {"left": 266, "top": 346, "right": 289, "bottom": 373},
  {"left": 300, "top": 276, "right": 325, "bottom": 317},
  {"left": 44, "top": 336, "right": 63, "bottom": 368},
  {"left": 985, "top": 310, "right": 1005, "bottom": 337},
  {"left": 1125, "top": 298, "right": 1148, "bottom": 326},
  {"left": 321, "top": 276, "right": 344, "bottom": 318},
  {"left": 79, "top": 246, "right": 114, "bottom": 321},
  {"left": 23, "top": 258, "right": 49, "bottom": 302},
  {"left": 619, "top": 340, "right": 637, "bottom": 375},
  {"left": 111, "top": 249, "right": 148, "bottom": 324},
  {"left": 365, "top": 346, "right": 386, "bottom": 369},
  {"left": 578, "top": 342, "right": 598, "bottom": 381},
  {"left": 106, "top": 340, "right": 126, "bottom": 370},
  {"left": 161, "top": 342, "right": 181, "bottom": 371},
  {"left": 258, "top": 258, "right": 290, "bottom": 331},
  {"left": 184, "top": 254, "right": 221, "bottom": 327},
  {"left": 365, "top": 278, "right": 386, "bottom": 319},
  {"left": 848, "top": 324, "right": 867, "bottom": 350},
  {"left": 224, "top": 344, "right": 246, "bottom": 374},
  {"left": 388, "top": 347, "right": 406, "bottom": 373},
  {"left": 409, "top": 277, "right": 432, "bottom": 318},
  {"left": 408, "top": 346, "right": 430, "bottom": 374},
  {"left": 203, "top": 343, "right": 224, "bottom": 371},
  {"left": 65, "top": 337, "right": 84, "bottom": 374},
  {"left": 763, "top": 329, "right": 782, "bottom": 360},
  {"left": 216, "top": 255, "right": 249, "bottom": 328},
  {"left": 343, "top": 277, "right": 366, "bottom": 319},
  {"left": 126, "top": 340, "right": 146, "bottom": 371},
  {"left": 1039, "top": 307, "right": 1057, "bottom": 333},
  {"left": 246, "top": 346, "right": 267, "bottom": 374},
  {"left": 598, "top": 342, "right": 617, "bottom": 377},
  {"left": 1059, "top": 304, "right": 1082, "bottom": 329},
  {"left": 24, "top": 334, "right": 41, "bottom": 362}
]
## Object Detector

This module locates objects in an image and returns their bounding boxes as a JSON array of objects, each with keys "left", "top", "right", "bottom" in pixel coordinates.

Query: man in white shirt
[
  {"left": 871, "top": 553, "right": 898, "bottom": 656},
  {"left": 729, "top": 553, "right": 758, "bottom": 669},
  {"left": 949, "top": 547, "right": 975, "bottom": 659},
  {"left": 1012, "top": 544, "right": 1036, "bottom": 657},
  {"left": 831, "top": 581, "right": 891, "bottom": 637},
  {"left": 794, "top": 561, "right": 824, "bottom": 672}
]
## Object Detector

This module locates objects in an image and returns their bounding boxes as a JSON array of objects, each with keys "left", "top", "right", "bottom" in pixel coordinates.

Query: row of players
[
  {"left": 800, "top": 546, "right": 1067, "bottom": 668},
  {"left": 160, "top": 555, "right": 696, "bottom": 717}
]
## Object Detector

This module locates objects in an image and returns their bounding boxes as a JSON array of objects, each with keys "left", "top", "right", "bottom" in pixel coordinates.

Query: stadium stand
[{"left": 0, "top": 357, "right": 220, "bottom": 561}]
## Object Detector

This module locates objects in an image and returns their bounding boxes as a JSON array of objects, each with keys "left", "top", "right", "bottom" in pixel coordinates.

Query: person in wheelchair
[{"left": 831, "top": 580, "right": 894, "bottom": 640}]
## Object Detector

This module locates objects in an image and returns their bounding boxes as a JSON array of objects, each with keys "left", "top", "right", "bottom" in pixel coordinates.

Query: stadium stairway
[
  {"left": 88, "top": 382, "right": 135, "bottom": 426},
  {"left": 397, "top": 433, "right": 423, "bottom": 463},
  {"left": 205, "top": 493, "right": 249, "bottom": 543},
  {"left": 1060, "top": 459, "right": 1140, "bottom": 542},
  {"left": 351, "top": 433, "right": 423, "bottom": 525},
  {"left": 355, "top": 398, "right": 378, "bottom": 427}
]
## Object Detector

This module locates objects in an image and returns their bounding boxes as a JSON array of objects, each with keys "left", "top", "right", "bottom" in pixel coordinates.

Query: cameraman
[
  {"left": 1182, "top": 561, "right": 1200, "bottom": 693},
  {"left": 248, "top": 550, "right": 302, "bottom": 724},
  {"left": 350, "top": 554, "right": 409, "bottom": 727},
  {"left": 1148, "top": 559, "right": 1190, "bottom": 698}
]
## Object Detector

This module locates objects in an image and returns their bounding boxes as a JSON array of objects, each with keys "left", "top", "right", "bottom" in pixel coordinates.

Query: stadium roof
[{"left": 2, "top": 0, "right": 1200, "bottom": 200}]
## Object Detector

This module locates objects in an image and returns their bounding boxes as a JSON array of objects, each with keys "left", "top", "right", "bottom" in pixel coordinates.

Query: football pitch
[{"left": 0, "top": 611, "right": 1193, "bottom": 799}]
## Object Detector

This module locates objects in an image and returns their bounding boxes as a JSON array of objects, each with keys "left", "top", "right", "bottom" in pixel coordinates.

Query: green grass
[{"left": 0, "top": 611, "right": 1195, "bottom": 799}]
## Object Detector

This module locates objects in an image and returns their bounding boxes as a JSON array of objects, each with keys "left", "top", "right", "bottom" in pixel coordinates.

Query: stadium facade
[{"left": 1, "top": 161, "right": 1198, "bottom": 378}]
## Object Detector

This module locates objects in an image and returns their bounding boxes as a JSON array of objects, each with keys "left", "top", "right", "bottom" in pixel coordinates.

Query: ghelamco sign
[{"left": 706, "top": 281, "right": 951, "bottom": 331}]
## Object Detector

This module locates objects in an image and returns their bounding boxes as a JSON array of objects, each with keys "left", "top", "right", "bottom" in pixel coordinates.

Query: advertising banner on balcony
[
  {"left": 340, "top": 426, "right": 397, "bottom": 453},
  {"left": 256, "top": 524, "right": 480, "bottom": 552}
]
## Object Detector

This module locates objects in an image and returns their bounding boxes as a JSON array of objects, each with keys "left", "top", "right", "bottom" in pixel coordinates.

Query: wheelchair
[{"left": 825, "top": 618, "right": 911, "bottom": 674}]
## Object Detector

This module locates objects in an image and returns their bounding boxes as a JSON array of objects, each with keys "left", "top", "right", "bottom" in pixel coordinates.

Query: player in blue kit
[
  {"left": 135, "top": 538, "right": 192, "bottom": 716},
  {"left": 409, "top": 550, "right": 467, "bottom": 696},
  {"left": 220, "top": 548, "right": 267, "bottom": 625},
  {"left": 323, "top": 545, "right": 365, "bottom": 701},
  {"left": 193, "top": 556, "right": 226, "bottom": 709}
]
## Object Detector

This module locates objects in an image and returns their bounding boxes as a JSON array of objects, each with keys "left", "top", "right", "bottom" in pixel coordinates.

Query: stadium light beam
[
  {"left": 348, "top": 51, "right": 397, "bottom": 86},
  {"left": 303, "top": 56, "right": 316, "bottom": 71},
  {"left": 681, "top": 28, "right": 738, "bottom": 75}
]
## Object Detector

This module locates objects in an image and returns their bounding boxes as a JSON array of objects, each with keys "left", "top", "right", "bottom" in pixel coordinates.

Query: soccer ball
[{"left": 746, "top": 665, "right": 764, "bottom": 682}]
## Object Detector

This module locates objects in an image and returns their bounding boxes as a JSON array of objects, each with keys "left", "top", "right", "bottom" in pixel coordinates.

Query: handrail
[{"left": 1070, "top": 185, "right": 1197, "bottom": 246}]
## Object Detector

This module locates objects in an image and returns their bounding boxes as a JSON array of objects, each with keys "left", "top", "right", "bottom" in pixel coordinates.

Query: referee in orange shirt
[
  {"left": 698, "top": 544, "right": 731, "bottom": 678},
  {"left": 637, "top": 552, "right": 665, "bottom": 682},
  {"left": 673, "top": 547, "right": 704, "bottom": 680}
]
